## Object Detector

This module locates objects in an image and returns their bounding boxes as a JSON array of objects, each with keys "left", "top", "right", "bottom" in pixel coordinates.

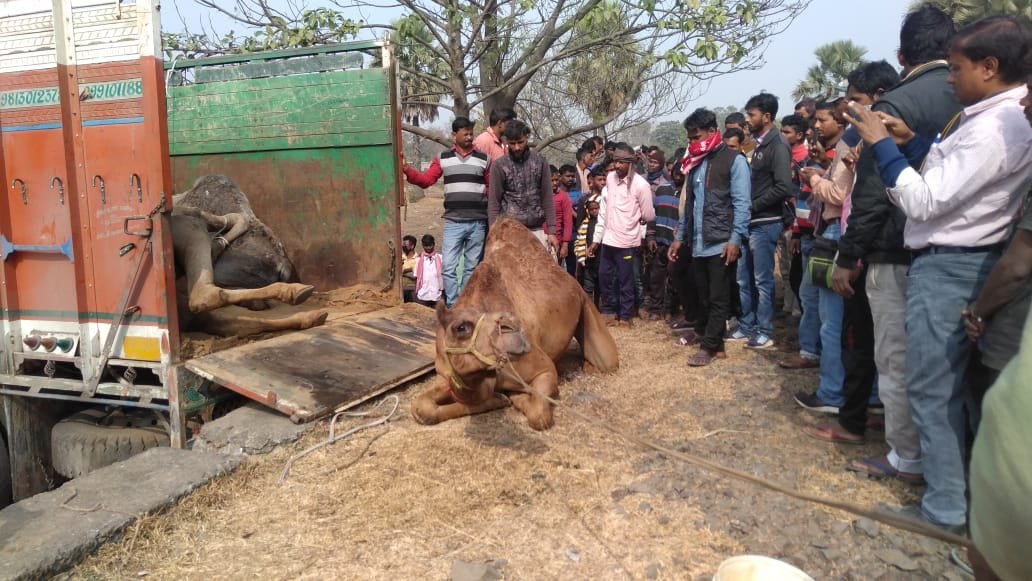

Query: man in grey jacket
[{"left": 488, "top": 119, "right": 559, "bottom": 253}]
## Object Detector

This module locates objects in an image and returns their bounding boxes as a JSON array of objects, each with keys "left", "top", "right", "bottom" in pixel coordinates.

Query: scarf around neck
[{"left": 680, "top": 132, "right": 723, "bottom": 175}]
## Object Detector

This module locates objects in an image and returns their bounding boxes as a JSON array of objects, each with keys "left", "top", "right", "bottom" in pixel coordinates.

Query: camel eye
[{"left": 454, "top": 322, "right": 472, "bottom": 336}]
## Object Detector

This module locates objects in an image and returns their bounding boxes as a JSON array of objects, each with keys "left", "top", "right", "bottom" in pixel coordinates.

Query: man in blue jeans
[
  {"left": 850, "top": 15, "right": 1032, "bottom": 533},
  {"left": 402, "top": 117, "right": 489, "bottom": 307},
  {"left": 730, "top": 93, "right": 793, "bottom": 349}
]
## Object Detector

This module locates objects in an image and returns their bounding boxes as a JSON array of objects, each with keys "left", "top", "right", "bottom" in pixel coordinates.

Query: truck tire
[
  {"left": 51, "top": 408, "right": 169, "bottom": 479},
  {"left": 0, "top": 432, "right": 11, "bottom": 508}
]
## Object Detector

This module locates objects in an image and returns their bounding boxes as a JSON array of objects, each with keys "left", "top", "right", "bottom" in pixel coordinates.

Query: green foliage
[
  {"left": 791, "top": 40, "right": 867, "bottom": 101},
  {"left": 712, "top": 105, "right": 741, "bottom": 128},
  {"left": 565, "top": 3, "right": 646, "bottom": 122},
  {"left": 651, "top": 120, "right": 686, "bottom": 156},
  {"left": 912, "top": 0, "right": 1032, "bottom": 26},
  {"left": 162, "top": 7, "right": 359, "bottom": 59}
]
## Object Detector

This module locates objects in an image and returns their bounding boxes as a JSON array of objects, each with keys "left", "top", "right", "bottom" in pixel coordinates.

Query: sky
[
  {"left": 698, "top": 0, "right": 909, "bottom": 110},
  {"left": 160, "top": 0, "right": 911, "bottom": 119}
]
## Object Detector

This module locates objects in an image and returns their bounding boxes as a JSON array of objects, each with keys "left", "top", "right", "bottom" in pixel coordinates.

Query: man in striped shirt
[{"left": 402, "top": 117, "right": 490, "bottom": 308}]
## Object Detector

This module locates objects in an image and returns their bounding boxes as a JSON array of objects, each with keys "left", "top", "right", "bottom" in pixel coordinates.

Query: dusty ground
[{"left": 72, "top": 195, "right": 967, "bottom": 580}]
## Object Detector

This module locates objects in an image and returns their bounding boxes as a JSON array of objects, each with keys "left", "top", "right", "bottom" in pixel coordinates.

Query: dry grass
[{"left": 72, "top": 320, "right": 940, "bottom": 580}]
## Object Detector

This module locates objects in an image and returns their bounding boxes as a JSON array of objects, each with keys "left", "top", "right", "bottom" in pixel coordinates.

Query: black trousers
[
  {"left": 669, "top": 249, "right": 698, "bottom": 322},
  {"left": 579, "top": 261, "right": 600, "bottom": 307},
  {"left": 728, "top": 258, "right": 742, "bottom": 319},
  {"left": 837, "top": 266, "right": 878, "bottom": 436},
  {"left": 692, "top": 254, "right": 735, "bottom": 353},
  {"left": 645, "top": 245, "right": 670, "bottom": 314},
  {"left": 789, "top": 249, "right": 803, "bottom": 311}
]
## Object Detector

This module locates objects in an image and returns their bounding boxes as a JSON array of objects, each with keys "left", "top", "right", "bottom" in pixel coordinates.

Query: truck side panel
[
  {"left": 167, "top": 44, "right": 403, "bottom": 294},
  {"left": 0, "top": 1, "right": 179, "bottom": 499}
]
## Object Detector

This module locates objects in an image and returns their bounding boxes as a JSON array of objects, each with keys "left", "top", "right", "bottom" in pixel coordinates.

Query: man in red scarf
[{"left": 668, "top": 108, "right": 752, "bottom": 366}]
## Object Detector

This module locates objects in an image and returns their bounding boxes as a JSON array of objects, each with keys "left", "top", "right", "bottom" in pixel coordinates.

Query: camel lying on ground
[
  {"left": 411, "top": 217, "right": 619, "bottom": 430},
  {"left": 171, "top": 175, "right": 327, "bottom": 336}
]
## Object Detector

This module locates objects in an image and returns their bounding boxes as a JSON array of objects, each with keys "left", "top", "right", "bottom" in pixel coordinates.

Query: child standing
[
  {"left": 575, "top": 199, "right": 602, "bottom": 305},
  {"left": 414, "top": 234, "right": 444, "bottom": 307},
  {"left": 544, "top": 165, "right": 573, "bottom": 265}
]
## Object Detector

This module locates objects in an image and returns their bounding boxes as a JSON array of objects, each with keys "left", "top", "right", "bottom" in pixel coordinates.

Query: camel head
[{"left": 435, "top": 302, "right": 530, "bottom": 405}]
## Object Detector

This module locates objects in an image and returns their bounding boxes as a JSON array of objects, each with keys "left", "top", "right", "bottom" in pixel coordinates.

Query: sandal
[
  {"left": 670, "top": 319, "right": 696, "bottom": 331},
  {"left": 802, "top": 421, "right": 865, "bottom": 445},
  {"left": 949, "top": 547, "right": 974, "bottom": 577},
  {"left": 847, "top": 456, "right": 925, "bottom": 484}
]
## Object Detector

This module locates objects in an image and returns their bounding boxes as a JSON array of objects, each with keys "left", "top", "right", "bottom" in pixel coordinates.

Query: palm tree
[
  {"left": 394, "top": 16, "right": 446, "bottom": 128},
  {"left": 791, "top": 41, "right": 868, "bottom": 102},
  {"left": 911, "top": 0, "right": 1032, "bottom": 27}
]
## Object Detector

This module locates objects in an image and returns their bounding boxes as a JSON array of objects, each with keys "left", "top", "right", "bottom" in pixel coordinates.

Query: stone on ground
[
  {"left": 0, "top": 447, "right": 243, "bottom": 580},
  {"left": 193, "top": 402, "right": 313, "bottom": 455}
]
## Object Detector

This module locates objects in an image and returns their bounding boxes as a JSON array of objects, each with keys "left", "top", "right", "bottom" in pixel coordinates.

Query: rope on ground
[
  {"left": 277, "top": 395, "right": 400, "bottom": 485},
  {"left": 498, "top": 364, "right": 974, "bottom": 550}
]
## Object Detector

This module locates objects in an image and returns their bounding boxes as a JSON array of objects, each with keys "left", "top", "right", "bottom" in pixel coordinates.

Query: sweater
[
  {"left": 487, "top": 152, "right": 556, "bottom": 231},
  {"left": 646, "top": 182, "right": 679, "bottom": 247},
  {"left": 749, "top": 130, "right": 793, "bottom": 225},
  {"left": 592, "top": 172, "right": 656, "bottom": 248},
  {"left": 404, "top": 147, "right": 490, "bottom": 222},
  {"left": 544, "top": 189, "right": 574, "bottom": 242}
]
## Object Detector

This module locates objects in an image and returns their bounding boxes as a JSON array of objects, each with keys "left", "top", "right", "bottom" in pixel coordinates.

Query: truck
[{"left": 0, "top": 0, "right": 434, "bottom": 506}]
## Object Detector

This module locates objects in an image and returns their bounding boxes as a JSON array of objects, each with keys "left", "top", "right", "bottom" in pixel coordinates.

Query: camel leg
[
  {"left": 411, "top": 380, "right": 510, "bottom": 426},
  {"left": 219, "top": 282, "right": 315, "bottom": 307},
  {"left": 172, "top": 215, "right": 227, "bottom": 313},
  {"left": 576, "top": 292, "right": 620, "bottom": 374},
  {"left": 193, "top": 308, "right": 328, "bottom": 337},
  {"left": 506, "top": 362, "right": 559, "bottom": 431},
  {"left": 173, "top": 216, "right": 314, "bottom": 313}
]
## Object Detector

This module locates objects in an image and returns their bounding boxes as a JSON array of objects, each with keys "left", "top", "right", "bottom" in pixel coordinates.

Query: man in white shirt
[{"left": 850, "top": 15, "right": 1032, "bottom": 533}]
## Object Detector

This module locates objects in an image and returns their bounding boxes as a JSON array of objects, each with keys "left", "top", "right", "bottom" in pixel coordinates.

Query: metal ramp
[{"left": 185, "top": 303, "right": 437, "bottom": 423}]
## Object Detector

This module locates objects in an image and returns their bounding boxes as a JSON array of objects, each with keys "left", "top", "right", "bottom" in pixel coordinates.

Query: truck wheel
[
  {"left": 51, "top": 408, "right": 169, "bottom": 479},
  {"left": 0, "top": 432, "right": 11, "bottom": 508}
]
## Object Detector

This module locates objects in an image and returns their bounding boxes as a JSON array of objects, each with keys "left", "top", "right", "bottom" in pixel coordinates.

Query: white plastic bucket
[{"left": 713, "top": 555, "right": 815, "bottom": 581}]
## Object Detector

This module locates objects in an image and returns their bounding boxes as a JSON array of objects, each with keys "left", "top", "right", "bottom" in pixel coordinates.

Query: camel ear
[{"left": 435, "top": 299, "right": 450, "bottom": 327}]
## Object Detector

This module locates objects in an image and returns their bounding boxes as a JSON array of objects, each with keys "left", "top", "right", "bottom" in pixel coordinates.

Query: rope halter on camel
[{"left": 442, "top": 313, "right": 510, "bottom": 395}]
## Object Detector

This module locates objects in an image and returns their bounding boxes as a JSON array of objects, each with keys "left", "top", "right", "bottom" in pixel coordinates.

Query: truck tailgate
[{"left": 185, "top": 303, "right": 436, "bottom": 423}]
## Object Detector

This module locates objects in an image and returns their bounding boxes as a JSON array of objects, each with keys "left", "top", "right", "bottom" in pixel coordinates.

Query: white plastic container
[{"left": 713, "top": 555, "right": 815, "bottom": 581}]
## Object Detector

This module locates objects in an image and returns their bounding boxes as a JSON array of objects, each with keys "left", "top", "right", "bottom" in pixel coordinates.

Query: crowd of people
[{"left": 400, "top": 6, "right": 1032, "bottom": 578}]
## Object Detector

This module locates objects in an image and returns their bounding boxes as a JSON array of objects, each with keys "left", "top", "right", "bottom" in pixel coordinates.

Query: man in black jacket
[
  {"left": 729, "top": 92, "right": 792, "bottom": 349},
  {"left": 830, "top": 5, "right": 961, "bottom": 520}
]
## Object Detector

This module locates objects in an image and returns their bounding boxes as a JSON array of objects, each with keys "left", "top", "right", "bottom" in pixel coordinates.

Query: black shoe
[{"left": 794, "top": 391, "right": 839, "bottom": 414}]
